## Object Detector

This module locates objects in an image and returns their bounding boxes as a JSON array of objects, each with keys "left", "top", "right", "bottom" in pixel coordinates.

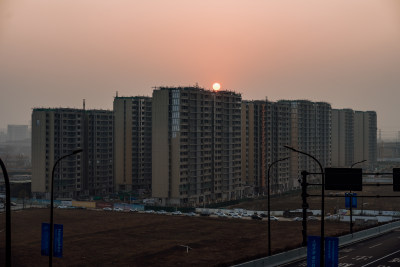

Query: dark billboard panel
[
  {"left": 325, "top": 168, "right": 362, "bottom": 191},
  {"left": 394, "top": 168, "right": 400, "bottom": 192}
]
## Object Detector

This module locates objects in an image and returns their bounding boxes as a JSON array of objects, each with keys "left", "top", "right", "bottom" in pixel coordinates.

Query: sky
[{"left": 1, "top": 0, "right": 399, "bottom": 139}]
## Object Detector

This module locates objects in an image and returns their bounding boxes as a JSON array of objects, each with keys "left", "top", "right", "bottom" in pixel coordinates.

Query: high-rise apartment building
[
  {"left": 241, "top": 100, "right": 291, "bottom": 195},
  {"left": 354, "top": 111, "right": 377, "bottom": 169},
  {"left": 263, "top": 101, "right": 291, "bottom": 193},
  {"left": 280, "top": 100, "right": 331, "bottom": 188},
  {"left": 331, "top": 109, "right": 354, "bottom": 167},
  {"left": 152, "top": 86, "right": 242, "bottom": 206},
  {"left": 31, "top": 108, "right": 113, "bottom": 199},
  {"left": 114, "top": 96, "right": 152, "bottom": 194},
  {"left": 241, "top": 100, "right": 264, "bottom": 194}
]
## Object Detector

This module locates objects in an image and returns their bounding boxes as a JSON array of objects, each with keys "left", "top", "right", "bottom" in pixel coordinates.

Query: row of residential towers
[{"left": 32, "top": 86, "right": 377, "bottom": 206}]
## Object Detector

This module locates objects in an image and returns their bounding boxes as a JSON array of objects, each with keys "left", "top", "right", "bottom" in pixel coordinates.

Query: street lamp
[
  {"left": 49, "top": 149, "right": 82, "bottom": 267},
  {"left": 267, "top": 157, "right": 289, "bottom": 256},
  {"left": 349, "top": 160, "right": 366, "bottom": 234},
  {"left": 284, "top": 145, "right": 325, "bottom": 266},
  {"left": 350, "top": 159, "right": 366, "bottom": 168},
  {"left": 0, "top": 158, "right": 11, "bottom": 267}
]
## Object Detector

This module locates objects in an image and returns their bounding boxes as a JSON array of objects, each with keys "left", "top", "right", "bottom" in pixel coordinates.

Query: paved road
[{"left": 283, "top": 228, "right": 400, "bottom": 266}]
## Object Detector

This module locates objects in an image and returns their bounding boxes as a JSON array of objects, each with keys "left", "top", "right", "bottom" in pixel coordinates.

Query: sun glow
[{"left": 212, "top": 82, "right": 221, "bottom": 91}]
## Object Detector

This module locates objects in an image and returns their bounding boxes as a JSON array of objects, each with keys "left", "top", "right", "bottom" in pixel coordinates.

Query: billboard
[{"left": 325, "top": 168, "right": 362, "bottom": 191}]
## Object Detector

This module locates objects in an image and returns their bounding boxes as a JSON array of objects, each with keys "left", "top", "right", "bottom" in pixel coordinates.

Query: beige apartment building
[
  {"left": 279, "top": 100, "right": 332, "bottom": 188},
  {"left": 264, "top": 101, "right": 292, "bottom": 193},
  {"left": 31, "top": 108, "right": 113, "bottom": 199},
  {"left": 331, "top": 109, "right": 377, "bottom": 169},
  {"left": 354, "top": 111, "right": 377, "bottom": 169},
  {"left": 331, "top": 109, "right": 354, "bottom": 167},
  {"left": 152, "top": 86, "right": 242, "bottom": 206},
  {"left": 114, "top": 96, "right": 152, "bottom": 194},
  {"left": 241, "top": 100, "right": 291, "bottom": 195}
]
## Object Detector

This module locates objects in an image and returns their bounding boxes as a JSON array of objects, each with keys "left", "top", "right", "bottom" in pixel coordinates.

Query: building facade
[
  {"left": 280, "top": 100, "right": 332, "bottom": 188},
  {"left": 263, "top": 101, "right": 292, "bottom": 193},
  {"left": 241, "top": 100, "right": 264, "bottom": 195},
  {"left": 354, "top": 111, "right": 377, "bottom": 169},
  {"left": 114, "top": 96, "right": 152, "bottom": 195},
  {"left": 31, "top": 108, "right": 113, "bottom": 199},
  {"left": 331, "top": 109, "right": 354, "bottom": 167},
  {"left": 152, "top": 86, "right": 242, "bottom": 206}
]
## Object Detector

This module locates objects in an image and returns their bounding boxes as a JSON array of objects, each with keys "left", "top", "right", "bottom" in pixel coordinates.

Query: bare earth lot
[
  {"left": 0, "top": 209, "right": 353, "bottom": 267},
  {"left": 230, "top": 185, "right": 400, "bottom": 213}
]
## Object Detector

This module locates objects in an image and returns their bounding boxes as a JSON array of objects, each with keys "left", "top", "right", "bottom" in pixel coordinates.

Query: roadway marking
[
  {"left": 361, "top": 249, "right": 400, "bottom": 266},
  {"left": 353, "top": 256, "right": 373, "bottom": 261},
  {"left": 342, "top": 248, "right": 355, "bottom": 253},
  {"left": 339, "top": 255, "right": 348, "bottom": 260},
  {"left": 369, "top": 243, "right": 383, "bottom": 249}
]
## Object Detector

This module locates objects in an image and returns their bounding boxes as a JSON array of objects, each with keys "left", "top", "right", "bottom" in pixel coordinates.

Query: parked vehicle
[
  {"left": 269, "top": 216, "right": 279, "bottom": 221},
  {"left": 113, "top": 207, "right": 124, "bottom": 212},
  {"left": 103, "top": 207, "right": 112, "bottom": 211},
  {"left": 251, "top": 214, "right": 262, "bottom": 220},
  {"left": 171, "top": 211, "right": 183, "bottom": 215},
  {"left": 156, "top": 210, "right": 167, "bottom": 215},
  {"left": 292, "top": 217, "right": 303, "bottom": 221},
  {"left": 307, "top": 216, "right": 318, "bottom": 221}
]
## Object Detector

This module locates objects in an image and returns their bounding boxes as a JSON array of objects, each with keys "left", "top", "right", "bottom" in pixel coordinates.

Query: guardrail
[{"left": 233, "top": 220, "right": 400, "bottom": 267}]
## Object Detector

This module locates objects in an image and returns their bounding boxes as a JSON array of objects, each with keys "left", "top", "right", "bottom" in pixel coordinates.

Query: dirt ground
[
  {"left": 230, "top": 184, "right": 400, "bottom": 213},
  {"left": 0, "top": 208, "right": 355, "bottom": 267}
]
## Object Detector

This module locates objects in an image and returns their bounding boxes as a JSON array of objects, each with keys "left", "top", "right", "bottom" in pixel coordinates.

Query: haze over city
[{"left": 1, "top": 0, "right": 400, "bottom": 139}]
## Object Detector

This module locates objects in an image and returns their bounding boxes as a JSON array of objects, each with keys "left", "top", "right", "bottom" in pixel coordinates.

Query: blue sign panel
[
  {"left": 41, "top": 223, "right": 50, "bottom": 256},
  {"left": 307, "top": 236, "right": 321, "bottom": 267},
  {"left": 345, "top": 193, "right": 357, "bottom": 208},
  {"left": 325, "top": 237, "right": 339, "bottom": 267},
  {"left": 53, "top": 224, "right": 63, "bottom": 258}
]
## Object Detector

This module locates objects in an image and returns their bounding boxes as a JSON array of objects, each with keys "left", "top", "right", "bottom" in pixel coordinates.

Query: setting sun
[{"left": 212, "top": 82, "right": 221, "bottom": 91}]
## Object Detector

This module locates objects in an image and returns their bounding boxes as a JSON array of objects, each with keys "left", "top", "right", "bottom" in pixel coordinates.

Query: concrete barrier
[{"left": 233, "top": 220, "right": 400, "bottom": 267}]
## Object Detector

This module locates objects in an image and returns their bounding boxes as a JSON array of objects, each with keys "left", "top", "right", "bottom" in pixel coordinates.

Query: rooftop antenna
[
  {"left": 83, "top": 99, "right": 86, "bottom": 110},
  {"left": 116, "top": 91, "right": 118, "bottom": 97}
]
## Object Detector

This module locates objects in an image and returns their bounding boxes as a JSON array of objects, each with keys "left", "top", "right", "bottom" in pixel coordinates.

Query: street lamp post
[
  {"left": 49, "top": 149, "right": 82, "bottom": 267},
  {"left": 0, "top": 158, "right": 11, "bottom": 267},
  {"left": 349, "top": 160, "right": 366, "bottom": 234},
  {"left": 284, "top": 145, "right": 325, "bottom": 267},
  {"left": 267, "top": 157, "right": 289, "bottom": 256}
]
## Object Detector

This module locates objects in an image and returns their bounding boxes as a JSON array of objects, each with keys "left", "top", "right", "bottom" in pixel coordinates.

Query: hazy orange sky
[{"left": 1, "top": 0, "right": 399, "bottom": 139}]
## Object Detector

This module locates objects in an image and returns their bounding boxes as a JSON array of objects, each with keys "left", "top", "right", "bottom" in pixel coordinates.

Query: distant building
[
  {"left": 0, "top": 130, "right": 6, "bottom": 143},
  {"left": 354, "top": 111, "right": 377, "bottom": 169},
  {"left": 279, "top": 100, "right": 332, "bottom": 188},
  {"left": 7, "top": 125, "right": 29, "bottom": 141},
  {"left": 241, "top": 100, "right": 265, "bottom": 195},
  {"left": 331, "top": 109, "right": 354, "bottom": 167},
  {"left": 152, "top": 86, "right": 242, "bottom": 206},
  {"left": 264, "top": 100, "right": 292, "bottom": 193},
  {"left": 31, "top": 108, "right": 113, "bottom": 199},
  {"left": 113, "top": 96, "right": 152, "bottom": 194},
  {"left": 241, "top": 100, "right": 291, "bottom": 195}
]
